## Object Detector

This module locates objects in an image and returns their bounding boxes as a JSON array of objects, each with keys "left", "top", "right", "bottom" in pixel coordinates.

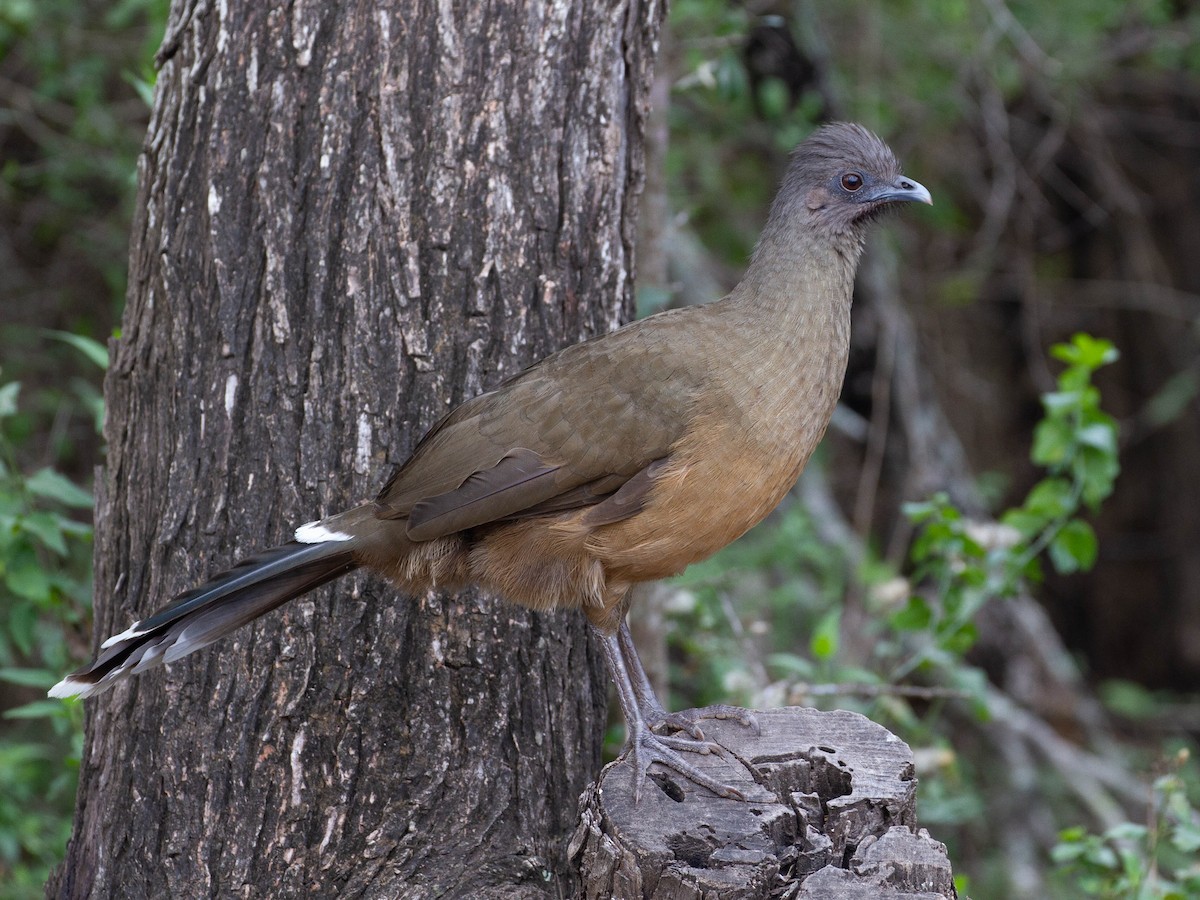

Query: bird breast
[{"left": 587, "top": 308, "right": 851, "bottom": 585}]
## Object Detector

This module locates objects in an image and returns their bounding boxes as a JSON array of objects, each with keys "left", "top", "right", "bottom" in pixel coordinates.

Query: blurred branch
[
  {"left": 784, "top": 681, "right": 972, "bottom": 701},
  {"left": 983, "top": 686, "right": 1147, "bottom": 824},
  {"left": 978, "top": 0, "right": 1062, "bottom": 77}
]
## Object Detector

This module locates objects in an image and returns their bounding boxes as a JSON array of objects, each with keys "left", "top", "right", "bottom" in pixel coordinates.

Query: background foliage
[
  {"left": 2, "top": 0, "right": 1198, "bottom": 897},
  {"left": 0, "top": 0, "right": 166, "bottom": 893}
]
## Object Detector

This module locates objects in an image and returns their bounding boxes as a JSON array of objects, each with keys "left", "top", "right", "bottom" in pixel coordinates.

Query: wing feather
[
  {"left": 374, "top": 306, "right": 720, "bottom": 534},
  {"left": 407, "top": 448, "right": 563, "bottom": 540}
]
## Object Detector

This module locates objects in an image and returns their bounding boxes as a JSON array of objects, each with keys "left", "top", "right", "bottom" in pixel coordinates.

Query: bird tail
[{"left": 49, "top": 541, "right": 358, "bottom": 699}]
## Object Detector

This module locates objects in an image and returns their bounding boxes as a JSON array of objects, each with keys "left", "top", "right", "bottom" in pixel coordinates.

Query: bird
[{"left": 51, "top": 122, "right": 930, "bottom": 801}]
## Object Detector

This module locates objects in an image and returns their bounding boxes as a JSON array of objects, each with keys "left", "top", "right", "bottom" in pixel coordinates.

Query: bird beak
[{"left": 874, "top": 176, "right": 932, "bottom": 206}]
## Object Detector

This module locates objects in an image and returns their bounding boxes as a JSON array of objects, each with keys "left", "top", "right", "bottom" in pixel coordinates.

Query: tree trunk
[{"left": 51, "top": 1, "right": 662, "bottom": 896}]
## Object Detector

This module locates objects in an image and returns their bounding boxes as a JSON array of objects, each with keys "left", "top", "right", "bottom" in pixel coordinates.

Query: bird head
[{"left": 771, "top": 122, "right": 932, "bottom": 243}]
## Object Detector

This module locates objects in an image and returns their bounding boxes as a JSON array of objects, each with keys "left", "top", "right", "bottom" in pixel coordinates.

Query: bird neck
[
  {"left": 718, "top": 223, "right": 860, "bottom": 453},
  {"left": 731, "top": 225, "right": 861, "bottom": 336}
]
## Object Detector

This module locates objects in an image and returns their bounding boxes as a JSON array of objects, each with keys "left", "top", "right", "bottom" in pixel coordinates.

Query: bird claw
[
  {"left": 650, "top": 705, "right": 761, "bottom": 741},
  {"left": 653, "top": 733, "right": 722, "bottom": 756},
  {"left": 650, "top": 710, "right": 706, "bottom": 741},
  {"left": 628, "top": 726, "right": 746, "bottom": 802}
]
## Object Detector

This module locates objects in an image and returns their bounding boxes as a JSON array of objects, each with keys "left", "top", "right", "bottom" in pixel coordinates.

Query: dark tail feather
[{"left": 50, "top": 542, "right": 358, "bottom": 698}]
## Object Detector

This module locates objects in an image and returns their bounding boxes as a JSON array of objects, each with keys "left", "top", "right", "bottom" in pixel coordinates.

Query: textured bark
[
  {"left": 51, "top": 0, "right": 662, "bottom": 896},
  {"left": 571, "top": 708, "right": 955, "bottom": 899}
]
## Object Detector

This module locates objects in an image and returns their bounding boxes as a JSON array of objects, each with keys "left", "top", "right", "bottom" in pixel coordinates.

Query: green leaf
[
  {"left": 891, "top": 596, "right": 932, "bottom": 631},
  {"left": 958, "top": 562, "right": 987, "bottom": 588},
  {"left": 1052, "top": 334, "right": 1119, "bottom": 370},
  {"left": 1058, "top": 366, "right": 1091, "bottom": 392},
  {"left": 1075, "top": 423, "right": 1117, "bottom": 454},
  {"left": 903, "top": 494, "right": 957, "bottom": 527},
  {"left": 3, "top": 700, "right": 68, "bottom": 720},
  {"left": 25, "top": 468, "right": 93, "bottom": 508},
  {"left": 1001, "top": 507, "right": 1046, "bottom": 538},
  {"left": 835, "top": 666, "right": 882, "bottom": 686},
  {"left": 950, "top": 666, "right": 990, "bottom": 719},
  {"left": 1051, "top": 841, "right": 1086, "bottom": 864},
  {"left": 901, "top": 499, "right": 938, "bottom": 522},
  {"left": 1091, "top": 338, "right": 1120, "bottom": 368},
  {"left": 809, "top": 607, "right": 841, "bottom": 660},
  {"left": 1025, "top": 478, "right": 1075, "bottom": 519},
  {"left": 1022, "top": 555, "right": 1044, "bottom": 583},
  {"left": 6, "top": 556, "right": 52, "bottom": 601},
  {"left": 46, "top": 330, "right": 108, "bottom": 369},
  {"left": 1083, "top": 842, "right": 1119, "bottom": 869},
  {"left": 1049, "top": 520, "right": 1098, "bottom": 574},
  {"left": 756, "top": 77, "right": 791, "bottom": 119},
  {"left": 1049, "top": 342, "right": 1080, "bottom": 367},
  {"left": 1171, "top": 821, "right": 1200, "bottom": 854},
  {"left": 1074, "top": 451, "right": 1120, "bottom": 508},
  {"left": 715, "top": 52, "right": 749, "bottom": 100},
  {"left": 1103, "top": 821, "right": 1147, "bottom": 843},
  {"left": 0, "top": 668, "right": 56, "bottom": 689},
  {"left": 1041, "top": 390, "right": 1080, "bottom": 414},
  {"left": 942, "top": 622, "right": 978, "bottom": 655},
  {"left": 18, "top": 512, "right": 68, "bottom": 556},
  {"left": 1098, "top": 679, "right": 1158, "bottom": 719},
  {"left": 122, "top": 70, "right": 156, "bottom": 109},
  {"left": 1032, "top": 418, "right": 1073, "bottom": 466},
  {"left": 767, "top": 652, "right": 813, "bottom": 679},
  {"left": 0, "top": 380, "right": 19, "bottom": 418}
]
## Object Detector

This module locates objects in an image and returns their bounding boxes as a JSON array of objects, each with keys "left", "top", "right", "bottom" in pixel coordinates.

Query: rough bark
[
  {"left": 51, "top": 0, "right": 663, "bottom": 896},
  {"left": 572, "top": 708, "right": 956, "bottom": 899}
]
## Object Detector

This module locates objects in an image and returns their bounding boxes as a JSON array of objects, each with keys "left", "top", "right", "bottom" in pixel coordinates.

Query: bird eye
[{"left": 840, "top": 172, "right": 864, "bottom": 192}]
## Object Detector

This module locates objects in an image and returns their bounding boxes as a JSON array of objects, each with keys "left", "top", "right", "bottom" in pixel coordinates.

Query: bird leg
[
  {"left": 616, "top": 619, "right": 759, "bottom": 741},
  {"left": 596, "top": 623, "right": 746, "bottom": 801}
]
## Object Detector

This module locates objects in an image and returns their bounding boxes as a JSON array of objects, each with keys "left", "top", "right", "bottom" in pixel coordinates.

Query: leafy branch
[{"left": 891, "top": 333, "right": 1120, "bottom": 686}]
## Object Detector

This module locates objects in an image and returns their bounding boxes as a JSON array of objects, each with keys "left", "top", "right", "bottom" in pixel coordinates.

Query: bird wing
[{"left": 375, "top": 309, "right": 709, "bottom": 538}]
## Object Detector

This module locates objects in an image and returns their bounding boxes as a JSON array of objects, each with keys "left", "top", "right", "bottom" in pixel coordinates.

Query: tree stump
[{"left": 571, "top": 707, "right": 956, "bottom": 898}]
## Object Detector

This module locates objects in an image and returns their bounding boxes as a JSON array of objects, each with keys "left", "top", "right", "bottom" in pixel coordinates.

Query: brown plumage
[{"left": 52, "top": 123, "right": 930, "bottom": 800}]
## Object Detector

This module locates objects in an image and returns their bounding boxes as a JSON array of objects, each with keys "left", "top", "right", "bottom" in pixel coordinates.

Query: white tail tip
[
  {"left": 294, "top": 521, "right": 353, "bottom": 543},
  {"left": 48, "top": 676, "right": 96, "bottom": 699},
  {"left": 100, "top": 621, "right": 149, "bottom": 649}
]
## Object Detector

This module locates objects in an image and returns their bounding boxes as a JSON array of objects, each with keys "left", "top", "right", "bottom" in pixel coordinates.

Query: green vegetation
[
  {"left": 0, "top": 356, "right": 97, "bottom": 894},
  {"left": 0, "top": 0, "right": 166, "bottom": 892},
  {"left": 1053, "top": 753, "right": 1200, "bottom": 899},
  {"left": 0, "top": 0, "right": 164, "bottom": 313},
  {"left": 892, "top": 334, "right": 1120, "bottom": 685}
]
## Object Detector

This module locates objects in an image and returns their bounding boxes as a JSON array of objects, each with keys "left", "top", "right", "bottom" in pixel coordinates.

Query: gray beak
[{"left": 876, "top": 175, "right": 932, "bottom": 206}]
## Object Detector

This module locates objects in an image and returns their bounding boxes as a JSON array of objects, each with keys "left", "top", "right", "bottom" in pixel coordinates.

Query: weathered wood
[
  {"left": 572, "top": 707, "right": 956, "bottom": 898},
  {"left": 51, "top": 1, "right": 664, "bottom": 897}
]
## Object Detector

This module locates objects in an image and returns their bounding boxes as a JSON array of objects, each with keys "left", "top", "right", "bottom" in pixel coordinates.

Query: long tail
[{"left": 50, "top": 541, "right": 358, "bottom": 698}]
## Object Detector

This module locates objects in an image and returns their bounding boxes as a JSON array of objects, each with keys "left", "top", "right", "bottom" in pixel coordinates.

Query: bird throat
[{"left": 726, "top": 224, "right": 858, "bottom": 481}]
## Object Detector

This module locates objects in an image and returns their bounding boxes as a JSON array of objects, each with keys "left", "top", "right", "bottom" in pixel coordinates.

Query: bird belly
[
  {"left": 587, "top": 413, "right": 811, "bottom": 583},
  {"left": 451, "top": 412, "right": 824, "bottom": 629}
]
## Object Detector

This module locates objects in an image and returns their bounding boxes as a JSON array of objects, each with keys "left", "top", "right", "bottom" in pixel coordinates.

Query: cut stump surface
[{"left": 571, "top": 706, "right": 956, "bottom": 898}]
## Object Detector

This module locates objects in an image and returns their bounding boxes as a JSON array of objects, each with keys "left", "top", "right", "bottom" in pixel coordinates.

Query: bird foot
[
  {"left": 649, "top": 704, "right": 761, "bottom": 742},
  {"left": 627, "top": 724, "right": 746, "bottom": 802}
]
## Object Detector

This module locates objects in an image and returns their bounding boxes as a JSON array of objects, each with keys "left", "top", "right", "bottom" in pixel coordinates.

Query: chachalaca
[{"left": 51, "top": 122, "right": 930, "bottom": 800}]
